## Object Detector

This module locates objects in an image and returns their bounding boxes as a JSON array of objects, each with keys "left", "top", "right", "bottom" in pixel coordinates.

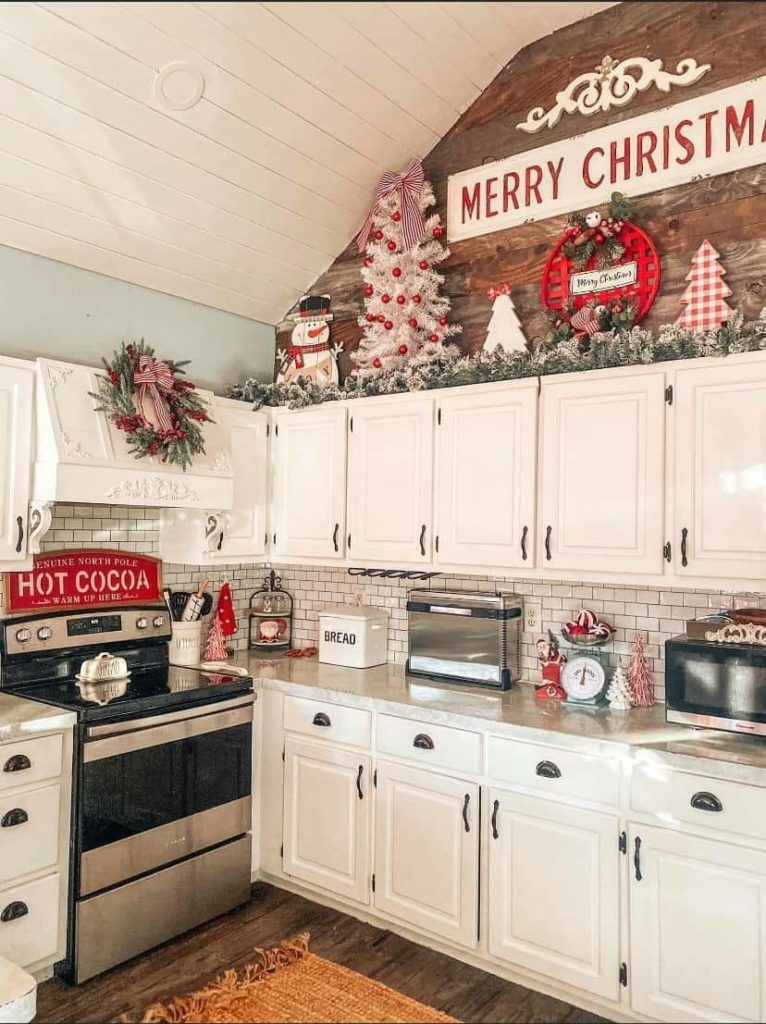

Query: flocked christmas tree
[
  {"left": 354, "top": 159, "right": 461, "bottom": 377},
  {"left": 628, "top": 631, "right": 654, "bottom": 708},
  {"left": 676, "top": 239, "right": 734, "bottom": 332},
  {"left": 484, "top": 284, "right": 528, "bottom": 354},
  {"left": 606, "top": 665, "right": 632, "bottom": 710}
]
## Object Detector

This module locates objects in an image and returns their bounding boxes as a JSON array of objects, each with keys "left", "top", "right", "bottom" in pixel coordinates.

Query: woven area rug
[{"left": 130, "top": 933, "right": 457, "bottom": 1024}]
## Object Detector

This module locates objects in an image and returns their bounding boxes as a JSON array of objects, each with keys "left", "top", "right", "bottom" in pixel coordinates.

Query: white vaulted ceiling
[{"left": 0, "top": 2, "right": 614, "bottom": 325}]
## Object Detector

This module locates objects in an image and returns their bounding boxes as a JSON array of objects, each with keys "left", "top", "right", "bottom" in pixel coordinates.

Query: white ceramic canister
[{"left": 169, "top": 621, "right": 203, "bottom": 667}]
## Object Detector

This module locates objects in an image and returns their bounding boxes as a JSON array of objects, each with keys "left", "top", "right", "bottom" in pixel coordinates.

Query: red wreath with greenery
[{"left": 91, "top": 340, "right": 212, "bottom": 471}]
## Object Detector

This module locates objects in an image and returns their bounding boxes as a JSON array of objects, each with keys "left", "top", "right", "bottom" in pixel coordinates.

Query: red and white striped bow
[
  {"left": 356, "top": 159, "right": 426, "bottom": 253},
  {"left": 570, "top": 306, "right": 601, "bottom": 338},
  {"left": 134, "top": 355, "right": 174, "bottom": 433},
  {"left": 487, "top": 283, "right": 511, "bottom": 300}
]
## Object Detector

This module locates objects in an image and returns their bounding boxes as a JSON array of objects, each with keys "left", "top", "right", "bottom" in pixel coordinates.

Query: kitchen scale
[{"left": 560, "top": 639, "right": 609, "bottom": 707}]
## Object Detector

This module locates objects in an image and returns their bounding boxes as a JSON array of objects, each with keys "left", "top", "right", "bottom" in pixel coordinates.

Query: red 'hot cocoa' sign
[{"left": 5, "top": 550, "right": 163, "bottom": 613}]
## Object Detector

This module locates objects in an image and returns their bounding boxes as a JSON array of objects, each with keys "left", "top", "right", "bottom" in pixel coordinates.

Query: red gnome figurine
[{"left": 536, "top": 631, "right": 567, "bottom": 701}]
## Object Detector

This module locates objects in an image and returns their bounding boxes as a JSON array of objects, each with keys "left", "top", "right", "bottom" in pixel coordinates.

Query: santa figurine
[
  {"left": 535, "top": 631, "right": 567, "bottom": 701},
  {"left": 277, "top": 295, "right": 341, "bottom": 386}
]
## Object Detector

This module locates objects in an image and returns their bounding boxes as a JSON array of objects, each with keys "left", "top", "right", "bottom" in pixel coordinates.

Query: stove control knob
[
  {"left": 136, "top": 617, "right": 149, "bottom": 630},
  {"left": 152, "top": 615, "right": 165, "bottom": 628},
  {"left": 36, "top": 627, "right": 53, "bottom": 641},
  {"left": 14, "top": 628, "right": 31, "bottom": 644}
]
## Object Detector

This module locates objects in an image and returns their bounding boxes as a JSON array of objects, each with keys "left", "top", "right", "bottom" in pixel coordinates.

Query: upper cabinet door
[
  {"left": 673, "top": 358, "right": 766, "bottom": 580},
  {"left": 214, "top": 402, "right": 268, "bottom": 561},
  {"left": 273, "top": 405, "right": 347, "bottom": 559},
  {"left": 539, "top": 369, "right": 666, "bottom": 575},
  {"left": 0, "top": 358, "right": 33, "bottom": 563},
  {"left": 436, "top": 384, "right": 538, "bottom": 568},
  {"left": 347, "top": 398, "right": 434, "bottom": 563}
]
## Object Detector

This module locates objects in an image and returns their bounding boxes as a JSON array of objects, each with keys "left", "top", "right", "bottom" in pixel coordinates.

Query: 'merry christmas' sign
[
  {"left": 5, "top": 550, "right": 163, "bottom": 613},
  {"left": 448, "top": 78, "right": 765, "bottom": 241}
]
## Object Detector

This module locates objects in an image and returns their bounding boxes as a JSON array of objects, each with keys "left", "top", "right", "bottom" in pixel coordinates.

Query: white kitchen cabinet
[
  {"left": 373, "top": 761, "right": 479, "bottom": 949},
  {"left": 629, "top": 823, "right": 766, "bottom": 1023},
  {"left": 272, "top": 405, "right": 347, "bottom": 559},
  {"left": 159, "top": 400, "right": 268, "bottom": 564},
  {"left": 283, "top": 737, "right": 370, "bottom": 904},
  {"left": 539, "top": 368, "right": 666, "bottom": 575},
  {"left": 673, "top": 356, "right": 766, "bottom": 580},
  {"left": 487, "top": 788, "right": 620, "bottom": 1002},
  {"left": 0, "top": 357, "right": 33, "bottom": 564},
  {"left": 347, "top": 397, "right": 434, "bottom": 563},
  {"left": 435, "top": 383, "right": 538, "bottom": 568}
]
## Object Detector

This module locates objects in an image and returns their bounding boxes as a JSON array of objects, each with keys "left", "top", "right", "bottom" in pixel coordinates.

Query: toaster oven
[{"left": 406, "top": 590, "right": 522, "bottom": 690}]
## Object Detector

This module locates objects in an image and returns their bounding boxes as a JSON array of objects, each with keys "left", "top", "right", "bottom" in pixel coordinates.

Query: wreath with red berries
[{"left": 91, "top": 340, "right": 212, "bottom": 471}]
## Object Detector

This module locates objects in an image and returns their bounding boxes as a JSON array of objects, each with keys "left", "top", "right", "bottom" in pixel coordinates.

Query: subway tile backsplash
[{"left": 0, "top": 503, "right": 755, "bottom": 702}]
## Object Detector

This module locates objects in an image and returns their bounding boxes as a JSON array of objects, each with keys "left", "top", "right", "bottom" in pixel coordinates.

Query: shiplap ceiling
[{"left": 0, "top": 2, "right": 615, "bottom": 325}]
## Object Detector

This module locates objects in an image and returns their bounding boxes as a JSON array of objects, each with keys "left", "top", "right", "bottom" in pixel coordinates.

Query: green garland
[
  {"left": 228, "top": 314, "right": 766, "bottom": 411},
  {"left": 91, "top": 340, "right": 212, "bottom": 471}
]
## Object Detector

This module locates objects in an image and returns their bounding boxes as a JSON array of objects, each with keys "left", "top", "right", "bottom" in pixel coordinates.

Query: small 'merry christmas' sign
[{"left": 448, "top": 77, "right": 765, "bottom": 241}]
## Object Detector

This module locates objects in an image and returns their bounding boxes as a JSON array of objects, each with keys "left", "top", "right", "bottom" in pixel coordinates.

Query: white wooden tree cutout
[
  {"left": 676, "top": 240, "right": 734, "bottom": 332},
  {"left": 484, "top": 284, "right": 528, "bottom": 355}
]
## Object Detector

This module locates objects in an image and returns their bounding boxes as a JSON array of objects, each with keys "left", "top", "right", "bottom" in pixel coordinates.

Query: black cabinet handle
[
  {"left": 462, "top": 793, "right": 470, "bottom": 833},
  {"left": 521, "top": 525, "right": 528, "bottom": 561},
  {"left": 491, "top": 798, "right": 499, "bottom": 840},
  {"left": 536, "top": 760, "right": 561, "bottom": 779},
  {"left": 413, "top": 733, "right": 434, "bottom": 750},
  {"left": 1, "top": 901, "right": 28, "bottom": 924},
  {"left": 15, "top": 515, "right": 23, "bottom": 554},
  {"left": 634, "top": 836, "right": 642, "bottom": 881},
  {"left": 3, "top": 755, "right": 31, "bottom": 773},
  {"left": 217, "top": 531, "right": 224, "bottom": 551},
  {"left": 691, "top": 791, "right": 723, "bottom": 813},
  {"left": 312, "top": 712, "right": 331, "bottom": 728},
  {"left": 545, "top": 525, "right": 552, "bottom": 561},
  {"left": 1, "top": 808, "right": 28, "bottom": 828},
  {"left": 681, "top": 527, "right": 689, "bottom": 567},
  {"left": 663, "top": 541, "right": 672, "bottom": 563},
  {"left": 356, "top": 764, "right": 364, "bottom": 800},
  {"left": 332, "top": 523, "right": 339, "bottom": 552},
  {"left": 419, "top": 524, "right": 427, "bottom": 557}
]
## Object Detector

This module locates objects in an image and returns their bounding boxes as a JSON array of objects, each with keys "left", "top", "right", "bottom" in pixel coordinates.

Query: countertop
[
  {"left": 0, "top": 692, "right": 76, "bottom": 744},
  {"left": 245, "top": 655, "right": 766, "bottom": 785}
]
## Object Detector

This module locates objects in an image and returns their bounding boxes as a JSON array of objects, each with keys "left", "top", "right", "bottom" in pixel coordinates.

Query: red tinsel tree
[
  {"left": 204, "top": 616, "right": 227, "bottom": 662},
  {"left": 628, "top": 631, "right": 654, "bottom": 708}
]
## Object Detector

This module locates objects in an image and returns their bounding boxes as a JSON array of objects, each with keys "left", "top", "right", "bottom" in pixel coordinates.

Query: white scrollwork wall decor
[
  {"left": 105, "top": 477, "right": 200, "bottom": 504},
  {"left": 517, "top": 55, "right": 711, "bottom": 133},
  {"left": 61, "top": 432, "right": 93, "bottom": 460},
  {"left": 704, "top": 622, "right": 766, "bottom": 647},
  {"left": 46, "top": 365, "right": 74, "bottom": 389},
  {"left": 211, "top": 452, "right": 232, "bottom": 475},
  {"left": 28, "top": 501, "right": 54, "bottom": 554}
]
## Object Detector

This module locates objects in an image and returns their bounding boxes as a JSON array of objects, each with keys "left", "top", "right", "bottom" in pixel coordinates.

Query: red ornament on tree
[
  {"left": 438, "top": 316, "right": 448, "bottom": 326},
  {"left": 374, "top": 230, "right": 384, "bottom": 241},
  {"left": 365, "top": 313, "right": 374, "bottom": 322},
  {"left": 392, "top": 211, "right": 401, "bottom": 222},
  {"left": 419, "top": 260, "right": 429, "bottom": 270},
  {"left": 398, "top": 344, "right": 409, "bottom": 355},
  {"left": 381, "top": 293, "right": 391, "bottom": 303},
  {"left": 372, "top": 357, "right": 382, "bottom": 368},
  {"left": 408, "top": 318, "right": 418, "bottom": 328},
  {"left": 363, "top": 256, "right": 373, "bottom": 267},
  {"left": 432, "top": 226, "right": 443, "bottom": 237},
  {"left": 429, "top": 332, "right": 439, "bottom": 342},
  {"left": 413, "top": 294, "right": 422, "bottom": 304},
  {"left": 387, "top": 241, "right": 397, "bottom": 252},
  {"left": 364, "top": 285, "right": 374, "bottom": 297},
  {"left": 376, "top": 314, "right": 385, "bottom": 323},
  {"left": 392, "top": 267, "right": 402, "bottom": 278},
  {"left": 384, "top": 320, "right": 393, "bottom": 330},
  {"left": 396, "top": 295, "right": 406, "bottom": 304}
]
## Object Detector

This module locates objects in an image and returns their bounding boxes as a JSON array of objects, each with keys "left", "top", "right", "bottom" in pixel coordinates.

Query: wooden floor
[{"left": 37, "top": 882, "right": 608, "bottom": 1023}]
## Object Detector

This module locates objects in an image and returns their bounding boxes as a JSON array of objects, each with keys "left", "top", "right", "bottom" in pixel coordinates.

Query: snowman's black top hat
[{"left": 290, "top": 294, "right": 333, "bottom": 321}]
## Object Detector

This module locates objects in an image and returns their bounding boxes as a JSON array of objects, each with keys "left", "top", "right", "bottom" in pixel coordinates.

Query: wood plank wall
[{"left": 275, "top": 1, "right": 766, "bottom": 380}]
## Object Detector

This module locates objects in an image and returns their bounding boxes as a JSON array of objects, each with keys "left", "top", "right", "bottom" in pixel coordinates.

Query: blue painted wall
[{"left": 0, "top": 245, "right": 275, "bottom": 394}]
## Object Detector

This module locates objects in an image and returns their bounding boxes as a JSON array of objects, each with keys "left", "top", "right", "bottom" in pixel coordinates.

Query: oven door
[
  {"left": 79, "top": 695, "right": 253, "bottom": 896},
  {"left": 665, "top": 641, "right": 766, "bottom": 736}
]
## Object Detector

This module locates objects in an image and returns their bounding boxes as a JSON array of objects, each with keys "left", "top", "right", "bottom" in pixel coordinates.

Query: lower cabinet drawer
[
  {"left": 0, "top": 873, "right": 60, "bottom": 968},
  {"left": 0, "top": 734, "right": 62, "bottom": 793},
  {"left": 0, "top": 784, "right": 61, "bottom": 884},
  {"left": 376, "top": 715, "right": 482, "bottom": 775},
  {"left": 631, "top": 764, "right": 766, "bottom": 842},
  {"left": 488, "top": 736, "right": 620, "bottom": 807},
  {"left": 283, "top": 695, "right": 372, "bottom": 749}
]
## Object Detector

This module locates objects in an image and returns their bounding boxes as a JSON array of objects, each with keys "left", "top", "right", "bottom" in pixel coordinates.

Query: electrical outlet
[{"left": 524, "top": 601, "right": 542, "bottom": 634}]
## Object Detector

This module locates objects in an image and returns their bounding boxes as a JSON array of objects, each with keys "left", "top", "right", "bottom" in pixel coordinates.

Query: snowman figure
[{"left": 278, "top": 295, "right": 341, "bottom": 386}]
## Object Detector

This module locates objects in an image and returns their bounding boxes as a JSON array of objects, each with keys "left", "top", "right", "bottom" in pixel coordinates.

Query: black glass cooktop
[{"left": 12, "top": 664, "right": 253, "bottom": 723}]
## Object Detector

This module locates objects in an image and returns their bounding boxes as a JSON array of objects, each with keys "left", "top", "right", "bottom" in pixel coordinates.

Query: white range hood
[{"left": 31, "top": 358, "right": 233, "bottom": 550}]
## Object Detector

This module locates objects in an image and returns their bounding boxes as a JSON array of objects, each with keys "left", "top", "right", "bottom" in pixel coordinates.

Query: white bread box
[{"left": 318, "top": 605, "right": 389, "bottom": 669}]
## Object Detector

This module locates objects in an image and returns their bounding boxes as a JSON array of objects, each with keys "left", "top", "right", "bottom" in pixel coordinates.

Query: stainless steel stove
[{"left": 0, "top": 604, "right": 254, "bottom": 983}]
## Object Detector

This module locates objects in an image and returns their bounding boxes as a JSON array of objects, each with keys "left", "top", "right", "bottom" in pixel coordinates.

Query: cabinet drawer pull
[
  {"left": 462, "top": 793, "right": 470, "bottom": 833},
  {"left": 491, "top": 798, "right": 499, "bottom": 840},
  {"left": 0, "top": 808, "right": 28, "bottom": 828},
  {"left": 332, "top": 523, "right": 339, "bottom": 552},
  {"left": 520, "top": 525, "right": 528, "bottom": 561},
  {"left": 413, "top": 733, "right": 434, "bottom": 750},
  {"left": 217, "top": 531, "right": 224, "bottom": 551},
  {"left": 312, "top": 712, "right": 331, "bottom": 728},
  {"left": 15, "top": 515, "right": 23, "bottom": 554},
  {"left": 3, "top": 755, "right": 31, "bottom": 773},
  {"left": 356, "top": 764, "right": 364, "bottom": 801},
  {"left": 535, "top": 760, "right": 561, "bottom": 779},
  {"left": 634, "top": 836, "right": 642, "bottom": 881},
  {"left": 691, "top": 791, "right": 723, "bottom": 813},
  {"left": 681, "top": 526, "right": 689, "bottom": 567},
  {"left": 419, "top": 524, "right": 427, "bottom": 557},
  {"left": 1, "top": 901, "right": 28, "bottom": 923},
  {"left": 545, "top": 525, "right": 552, "bottom": 561}
]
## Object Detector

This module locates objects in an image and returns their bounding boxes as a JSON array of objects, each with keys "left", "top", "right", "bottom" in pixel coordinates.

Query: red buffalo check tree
[{"left": 676, "top": 239, "right": 734, "bottom": 332}]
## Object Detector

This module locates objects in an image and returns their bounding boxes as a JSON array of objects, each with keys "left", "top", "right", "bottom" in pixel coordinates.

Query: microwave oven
[{"left": 665, "top": 636, "right": 766, "bottom": 737}]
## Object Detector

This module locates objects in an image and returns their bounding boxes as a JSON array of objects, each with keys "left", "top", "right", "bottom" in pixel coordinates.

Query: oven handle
[
  {"left": 86, "top": 694, "right": 255, "bottom": 739},
  {"left": 84, "top": 700, "right": 254, "bottom": 764}
]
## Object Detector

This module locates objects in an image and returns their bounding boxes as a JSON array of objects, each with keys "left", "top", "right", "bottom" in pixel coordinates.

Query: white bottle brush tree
[
  {"left": 354, "top": 160, "right": 461, "bottom": 377},
  {"left": 484, "top": 284, "right": 528, "bottom": 355},
  {"left": 606, "top": 665, "right": 632, "bottom": 710}
]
